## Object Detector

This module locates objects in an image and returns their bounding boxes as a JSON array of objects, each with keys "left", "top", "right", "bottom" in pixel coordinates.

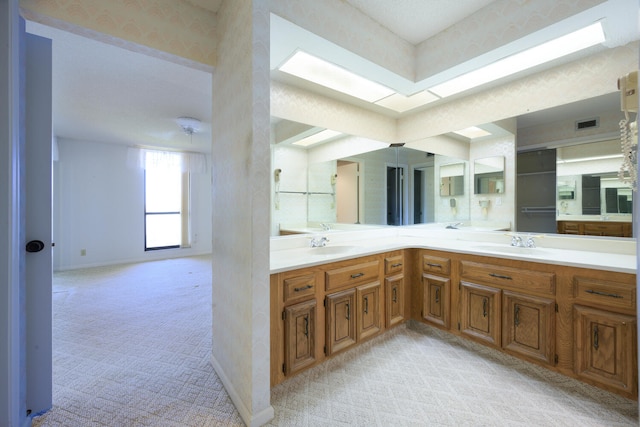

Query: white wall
[{"left": 53, "top": 138, "right": 212, "bottom": 271}]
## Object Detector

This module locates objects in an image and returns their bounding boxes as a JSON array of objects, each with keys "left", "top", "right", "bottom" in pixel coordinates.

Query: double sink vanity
[{"left": 270, "top": 225, "right": 638, "bottom": 400}]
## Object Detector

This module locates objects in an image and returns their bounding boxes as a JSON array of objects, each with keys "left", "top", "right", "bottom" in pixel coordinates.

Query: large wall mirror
[{"left": 271, "top": 128, "right": 472, "bottom": 235}]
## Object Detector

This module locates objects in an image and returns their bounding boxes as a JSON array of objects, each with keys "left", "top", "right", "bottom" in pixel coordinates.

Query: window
[{"left": 144, "top": 151, "right": 189, "bottom": 250}]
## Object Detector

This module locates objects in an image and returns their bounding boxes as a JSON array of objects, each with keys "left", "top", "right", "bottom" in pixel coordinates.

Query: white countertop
[{"left": 270, "top": 226, "right": 637, "bottom": 274}]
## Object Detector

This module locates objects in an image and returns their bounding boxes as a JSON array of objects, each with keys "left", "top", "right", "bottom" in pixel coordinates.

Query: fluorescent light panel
[
  {"left": 292, "top": 129, "right": 342, "bottom": 147},
  {"left": 453, "top": 126, "right": 491, "bottom": 139},
  {"left": 279, "top": 51, "right": 395, "bottom": 103},
  {"left": 557, "top": 154, "right": 623, "bottom": 163},
  {"left": 375, "top": 90, "right": 440, "bottom": 112},
  {"left": 430, "top": 22, "right": 605, "bottom": 98}
]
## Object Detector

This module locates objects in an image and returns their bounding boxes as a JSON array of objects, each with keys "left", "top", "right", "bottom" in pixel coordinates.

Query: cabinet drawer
[
  {"left": 325, "top": 260, "right": 379, "bottom": 292},
  {"left": 583, "top": 223, "right": 624, "bottom": 237},
  {"left": 460, "top": 261, "right": 555, "bottom": 295},
  {"left": 384, "top": 255, "right": 404, "bottom": 275},
  {"left": 423, "top": 254, "right": 451, "bottom": 275},
  {"left": 573, "top": 277, "right": 636, "bottom": 311},
  {"left": 283, "top": 274, "right": 316, "bottom": 304}
]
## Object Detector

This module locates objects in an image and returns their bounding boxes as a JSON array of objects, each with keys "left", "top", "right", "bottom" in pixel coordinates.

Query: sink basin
[
  {"left": 305, "top": 245, "right": 357, "bottom": 256},
  {"left": 471, "top": 244, "right": 548, "bottom": 256}
]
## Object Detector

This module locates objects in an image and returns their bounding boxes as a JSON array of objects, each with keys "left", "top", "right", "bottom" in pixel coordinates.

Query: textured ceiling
[{"left": 345, "top": 0, "right": 495, "bottom": 44}]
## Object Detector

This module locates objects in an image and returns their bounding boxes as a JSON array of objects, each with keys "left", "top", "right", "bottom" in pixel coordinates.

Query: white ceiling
[{"left": 25, "top": 1, "right": 635, "bottom": 153}]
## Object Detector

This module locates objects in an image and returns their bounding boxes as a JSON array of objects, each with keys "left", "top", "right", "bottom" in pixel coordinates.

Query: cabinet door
[
  {"left": 284, "top": 299, "right": 316, "bottom": 376},
  {"left": 326, "top": 289, "right": 357, "bottom": 355},
  {"left": 502, "top": 291, "right": 555, "bottom": 365},
  {"left": 460, "top": 281, "right": 501, "bottom": 346},
  {"left": 422, "top": 274, "right": 450, "bottom": 329},
  {"left": 385, "top": 274, "right": 405, "bottom": 328},
  {"left": 574, "top": 305, "right": 637, "bottom": 394},
  {"left": 357, "top": 281, "right": 381, "bottom": 341}
]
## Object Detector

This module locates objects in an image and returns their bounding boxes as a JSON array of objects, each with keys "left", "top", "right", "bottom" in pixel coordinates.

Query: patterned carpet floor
[{"left": 33, "top": 256, "right": 638, "bottom": 426}]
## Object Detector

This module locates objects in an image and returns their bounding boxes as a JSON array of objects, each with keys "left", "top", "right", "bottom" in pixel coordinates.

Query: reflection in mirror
[
  {"left": 556, "top": 139, "right": 633, "bottom": 218},
  {"left": 474, "top": 156, "right": 504, "bottom": 194},
  {"left": 271, "top": 134, "right": 471, "bottom": 235},
  {"left": 439, "top": 163, "right": 465, "bottom": 196}
]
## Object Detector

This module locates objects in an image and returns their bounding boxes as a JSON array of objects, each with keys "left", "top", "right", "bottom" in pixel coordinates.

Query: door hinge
[
  {"left": 324, "top": 345, "right": 327, "bottom": 355},
  {"left": 282, "top": 310, "right": 286, "bottom": 320},
  {"left": 457, "top": 322, "right": 461, "bottom": 330},
  {"left": 555, "top": 303, "right": 558, "bottom": 313},
  {"left": 554, "top": 354, "right": 558, "bottom": 364},
  {"left": 282, "top": 363, "right": 286, "bottom": 373}
]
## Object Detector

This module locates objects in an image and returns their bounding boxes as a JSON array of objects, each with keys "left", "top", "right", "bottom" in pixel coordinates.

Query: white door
[{"left": 24, "top": 32, "right": 53, "bottom": 417}]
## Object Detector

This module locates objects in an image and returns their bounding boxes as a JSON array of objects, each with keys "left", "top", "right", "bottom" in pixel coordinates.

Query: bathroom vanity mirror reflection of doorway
[
  {"left": 474, "top": 156, "right": 505, "bottom": 194},
  {"left": 440, "top": 162, "right": 465, "bottom": 196}
]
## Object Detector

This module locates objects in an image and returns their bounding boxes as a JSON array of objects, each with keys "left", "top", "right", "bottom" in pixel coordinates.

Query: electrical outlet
[{"left": 80, "top": 249, "right": 86, "bottom": 256}]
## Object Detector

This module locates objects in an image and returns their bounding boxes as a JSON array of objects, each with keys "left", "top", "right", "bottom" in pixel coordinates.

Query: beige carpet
[{"left": 33, "top": 256, "right": 637, "bottom": 426}]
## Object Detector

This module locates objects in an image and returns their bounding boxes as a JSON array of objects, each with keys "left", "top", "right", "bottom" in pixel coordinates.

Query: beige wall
[
  {"left": 211, "top": 0, "right": 272, "bottom": 425},
  {"left": 20, "top": 0, "right": 217, "bottom": 69}
]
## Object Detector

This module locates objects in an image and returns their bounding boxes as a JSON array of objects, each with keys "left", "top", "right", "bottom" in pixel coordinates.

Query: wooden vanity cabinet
[
  {"left": 458, "top": 259, "right": 556, "bottom": 366},
  {"left": 557, "top": 220, "right": 632, "bottom": 237},
  {"left": 459, "top": 281, "right": 501, "bottom": 346},
  {"left": 421, "top": 253, "right": 452, "bottom": 329},
  {"left": 572, "top": 275, "right": 637, "bottom": 396},
  {"left": 423, "top": 274, "right": 451, "bottom": 329},
  {"left": 502, "top": 291, "right": 555, "bottom": 364},
  {"left": 283, "top": 299, "right": 316, "bottom": 376},
  {"left": 384, "top": 253, "right": 405, "bottom": 328},
  {"left": 325, "top": 288, "right": 357, "bottom": 355}
]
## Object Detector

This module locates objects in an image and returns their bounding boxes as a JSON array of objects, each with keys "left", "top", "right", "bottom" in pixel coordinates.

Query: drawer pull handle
[
  {"left": 392, "top": 288, "right": 397, "bottom": 303},
  {"left": 294, "top": 284, "right": 313, "bottom": 292},
  {"left": 346, "top": 303, "right": 350, "bottom": 320},
  {"left": 489, "top": 273, "right": 512, "bottom": 280},
  {"left": 364, "top": 296, "right": 369, "bottom": 314},
  {"left": 426, "top": 263, "right": 442, "bottom": 268},
  {"left": 350, "top": 273, "right": 364, "bottom": 279},
  {"left": 585, "top": 289, "right": 623, "bottom": 299},
  {"left": 435, "top": 288, "right": 440, "bottom": 304},
  {"left": 391, "top": 263, "right": 403, "bottom": 268},
  {"left": 303, "top": 315, "right": 309, "bottom": 337},
  {"left": 514, "top": 304, "right": 520, "bottom": 326},
  {"left": 593, "top": 325, "right": 599, "bottom": 350},
  {"left": 482, "top": 298, "right": 488, "bottom": 318}
]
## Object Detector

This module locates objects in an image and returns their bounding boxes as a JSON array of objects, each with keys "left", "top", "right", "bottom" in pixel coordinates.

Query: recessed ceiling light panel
[{"left": 279, "top": 51, "right": 395, "bottom": 103}]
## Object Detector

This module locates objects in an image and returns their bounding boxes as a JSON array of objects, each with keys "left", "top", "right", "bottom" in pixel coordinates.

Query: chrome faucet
[
  {"left": 320, "top": 223, "right": 332, "bottom": 231},
  {"left": 525, "top": 235, "right": 536, "bottom": 248},
  {"left": 511, "top": 235, "right": 524, "bottom": 247},
  {"left": 310, "top": 236, "right": 329, "bottom": 248}
]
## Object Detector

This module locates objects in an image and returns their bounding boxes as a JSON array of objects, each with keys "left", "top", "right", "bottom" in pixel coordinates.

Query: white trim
[{"left": 210, "top": 355, "right": 275, "bottom": 427}]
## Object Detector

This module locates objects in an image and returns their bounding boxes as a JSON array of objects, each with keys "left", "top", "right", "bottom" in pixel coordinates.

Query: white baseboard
[
  {"left": 54, "top": 250, "right": 212, "bottom": 271},
  {"left": 210, "top": 354, "right": 274, "bottom": 427}
]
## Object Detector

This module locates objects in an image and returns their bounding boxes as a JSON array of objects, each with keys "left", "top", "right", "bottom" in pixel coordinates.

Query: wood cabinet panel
[
  {"left": 502, "top": 291, "right": 555, "bottom": 365},
  {"left": 460, "top": 281, "right": 501, "bottom": 346},
  {"left": 356, "top": 282, "right": 381, "bottom": 341},
  {"left": 283, "top": 273, "right": 316, "bottom": 304},
  {"left": 460, "top": 260, "right": 555, "bottom": 296},
  {"left": 573, "top": 277, "right": 636, "bottom": 311},
  {"left": 574, "top": 305, "right": 636, "bottom": 395},
  {"left": 284, "top": 299, "right": 316, "bottom": 375},
  {"left": 422, "top": 274, "right": 450, "bottom": 328},
  {"left": 422, "top": 254, "right": 451, "bottom": 275},
  {"left": 325, "top": 289, "right": 357, "bottom": 355},
  {"left": 558, "top": 220, "right": 632, "bottom": 237},
  {"left": 325, "top": 260, "right": 379, "bottom": 292},
  {"left": 384, "top": 254, "right": 404, "bottom": 275},
  {"left": 385, "top": 274, "right": 405, "bottom": 328}
]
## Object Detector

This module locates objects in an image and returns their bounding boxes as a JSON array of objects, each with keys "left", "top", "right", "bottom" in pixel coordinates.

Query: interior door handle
[{"left": 26, "top": 240, "right": 45, "bottom": 253}]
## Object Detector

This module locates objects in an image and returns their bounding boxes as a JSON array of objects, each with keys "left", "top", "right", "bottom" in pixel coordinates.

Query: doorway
[
  {"left": 386, "top": 165, "right": 407, "bottom": 225},
  {"left": 336, "top": 160, "right": 360, "bottom": 223}
]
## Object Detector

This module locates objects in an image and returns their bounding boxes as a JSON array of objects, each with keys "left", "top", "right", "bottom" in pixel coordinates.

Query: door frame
[{"left": 0, "top": 2, "right": 27, "bottom": 426}]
